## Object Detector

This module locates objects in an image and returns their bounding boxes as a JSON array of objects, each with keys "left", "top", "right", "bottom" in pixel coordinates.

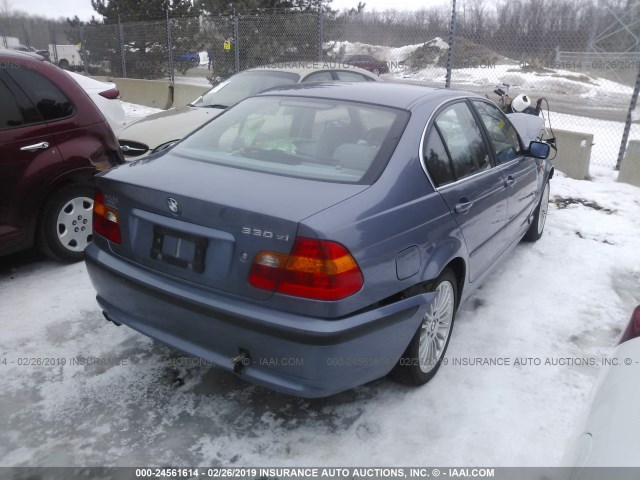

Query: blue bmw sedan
[{"left": 85, "top": 82, "right": 553, "bottom": 397}]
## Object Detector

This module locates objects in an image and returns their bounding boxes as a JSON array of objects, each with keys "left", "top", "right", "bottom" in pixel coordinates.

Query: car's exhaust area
[
  {"left": 103, "top": 310, "right": 122, "bottom": 326},
  {"left": 231, "top": 349, "right": 251, "bottom": 374}
]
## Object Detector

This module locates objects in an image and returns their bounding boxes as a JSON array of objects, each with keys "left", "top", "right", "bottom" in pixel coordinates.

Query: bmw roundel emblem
[{"left": 167, "top": 197, "right": 181, "bottom": 215}]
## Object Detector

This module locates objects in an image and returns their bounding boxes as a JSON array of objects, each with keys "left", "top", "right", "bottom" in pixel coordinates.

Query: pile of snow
[
  {"left": 447, "top": 65, "right": 634, "bottom": 99},
  {"left": 325, "top": 37, "right": 448, "bottom": 66},
  {"left": 325, "top": 39, "right": 634, "bottom": 105}
]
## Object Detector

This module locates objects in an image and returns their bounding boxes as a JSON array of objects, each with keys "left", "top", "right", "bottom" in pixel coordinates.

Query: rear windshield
[
  {"left": 173, "top": 95, "right": 409, "bottom": 184},
  {"left": 190, "top": 71, "right": 299, "bottom": 108}
]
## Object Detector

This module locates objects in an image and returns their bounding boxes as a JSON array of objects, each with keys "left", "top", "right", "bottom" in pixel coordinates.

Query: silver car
[
  {"left": 118, "top": 65, "right": 379, "bottom": 159},
  {"left": 563, "top": 306, "right": 640, "bottom": 468}
]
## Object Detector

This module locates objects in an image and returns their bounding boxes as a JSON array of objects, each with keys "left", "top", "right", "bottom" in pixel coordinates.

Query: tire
[
  {"left": 39, "top": 184, "right": 95, "bottom": 263},
  {"left": 58, "top": 59, "right": 70, "bottom": 70},
  {"left": 524, "top": 181, "right": 550, "bottom": 242},
  {"left": 391, "top": 268, "right": 458, "bottom": 386}
]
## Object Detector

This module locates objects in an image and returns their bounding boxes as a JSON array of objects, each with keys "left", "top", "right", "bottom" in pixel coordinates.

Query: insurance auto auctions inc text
[{"left": 253, "top": 468, "right": 495, "bottom": 478}]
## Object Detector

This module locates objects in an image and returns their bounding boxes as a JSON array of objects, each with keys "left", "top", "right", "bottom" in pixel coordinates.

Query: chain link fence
[{"left": 2, "top": 2, "right": 639, "bottom": 169}]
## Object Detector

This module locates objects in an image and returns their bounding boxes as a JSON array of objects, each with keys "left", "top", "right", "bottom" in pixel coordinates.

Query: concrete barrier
[
  {"left": 618, "top": 140, "right": 640, "bottom": 188},
  {"left": 90, "top": 76, "right": 172, "bottom": 109},
  {"left": 545, "top": 129, "right": 593, "bottom": 180},
  {"left": 172, "top": 83, "right": 210, "bottom": 108},
  {"left": 90, "top": 76, "right": 209, "bottom": 109},
  {"left": 113, "top": 78, "right": 172, "bottom": 109}
]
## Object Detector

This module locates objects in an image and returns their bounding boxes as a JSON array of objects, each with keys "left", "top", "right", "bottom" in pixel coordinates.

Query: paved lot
[{"left": 1, "top": 170, "right": 639, "bottom": 467}]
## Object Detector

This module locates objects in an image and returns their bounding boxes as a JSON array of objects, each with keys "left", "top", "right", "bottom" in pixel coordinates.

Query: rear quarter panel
[{"left": 287, "top": 103, "right": 469, "bottom": 318}]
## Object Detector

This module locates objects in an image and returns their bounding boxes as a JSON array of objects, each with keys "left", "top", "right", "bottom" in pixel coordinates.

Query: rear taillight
[
  {"left": 99, "top": 88, "right": 120, "bottom": 99},
  {"left": 248, "top": 237, "right": 363, "bottom": 301},
  {"left": 93, "top": 189, "right": 121, "bottom": 244},
  {"left": 619, "top": 306, "right": 640, "bottom": 345}
]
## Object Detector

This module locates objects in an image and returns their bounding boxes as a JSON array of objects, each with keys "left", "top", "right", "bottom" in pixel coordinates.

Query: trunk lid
[{"left": 98, "top": 153, "right": 368, "bottom": 300}]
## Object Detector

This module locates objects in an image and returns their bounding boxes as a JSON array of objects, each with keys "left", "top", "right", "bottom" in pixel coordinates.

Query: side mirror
[{"left": 528, "top": 141, "right": 551, "bottom": 159}]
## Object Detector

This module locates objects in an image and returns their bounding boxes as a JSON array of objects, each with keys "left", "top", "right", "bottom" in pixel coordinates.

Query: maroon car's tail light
[
  {"left": 618, "top": 306, "right": 640, "bottom": 345},
  {"left": 93, "top": 189, "right": 121, "bottom": 244},
  {"left": 99, "top": 88, "right": 120, "bottom": 99},
  {"left": 248, "top": 237, "right": 363, "bottom": 301}
]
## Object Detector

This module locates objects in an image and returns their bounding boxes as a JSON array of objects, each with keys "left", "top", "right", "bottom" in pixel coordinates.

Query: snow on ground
[
  {"left": 1, "top": 135, "right": 639, "bottom": 466},
  {"left": 420, "top": 63, "right": 634, "bottom": 102}
]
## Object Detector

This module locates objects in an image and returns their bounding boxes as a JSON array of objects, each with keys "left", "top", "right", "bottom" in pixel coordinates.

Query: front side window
[
  {"left": 173, "top": 96, "right": 409, "bottom": 184},
  {"left": 472, "top": 100, "right": 522, "bottom": 164},
  {"left": 7, "top": 67, "right": 73, "bottom": 121},
  {"left": 435, "top": 102, "right": 490, "bottom": 180}
]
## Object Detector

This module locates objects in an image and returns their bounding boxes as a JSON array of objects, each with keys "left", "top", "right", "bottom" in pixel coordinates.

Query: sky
[{"left": 15, "top": 0, "right": 449, "bottom": 21}]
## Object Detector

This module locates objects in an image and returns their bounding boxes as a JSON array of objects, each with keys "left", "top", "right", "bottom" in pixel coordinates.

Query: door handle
[
  {"left": 454, "top": 199, "right": 474, "bottom": 214},
  {"left": 505, "top": 175, "right": 516, "bottom": 188},
  {"left": 20, "top": 141, "right": 49, "bottom": 152}
]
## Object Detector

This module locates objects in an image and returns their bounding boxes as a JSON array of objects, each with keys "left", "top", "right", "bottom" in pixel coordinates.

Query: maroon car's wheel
[
  {"left": 391, "top": 268, "right": 458, "bottom": 386},
  {"left": 39, "top": 184, "right": 95, "bottom": 263}
]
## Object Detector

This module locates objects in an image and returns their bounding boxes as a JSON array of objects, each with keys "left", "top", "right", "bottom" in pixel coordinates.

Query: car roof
[
  {"left": 64, "top": 70, "right": 115, "bottom": 90},
  {"left": 255, "top": 81, "right": 478, "bottom": 110},
  {"left": 0, "top": 48, "right": 45, "bottom": 61},
  {"left": 247, "top": 63, "right": 377, "bottom": 79}
]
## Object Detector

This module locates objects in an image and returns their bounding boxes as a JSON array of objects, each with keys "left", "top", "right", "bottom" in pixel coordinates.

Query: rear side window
[
  {"left": 0, "top": 75, "right": 42, "bottom": 130},
  {"left": 7, "top": 68, "right": 73, "bottom": 121},
  {"left": 423, "top": 128, "right": 455, "bottom": 187},
  {"left": 435, "top": 102, "right": 490, "bottom": 180}
]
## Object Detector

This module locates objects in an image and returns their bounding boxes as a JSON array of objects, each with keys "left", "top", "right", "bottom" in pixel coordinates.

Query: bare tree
[
  {"left": 0, "top": 0, "right": 10, "bottom": 17},
  {"left": 468, "top": 0, "right": 487, "bottom": 42},
  {"left": 0, "top": 0, "right": 11, "bottom": 36}
]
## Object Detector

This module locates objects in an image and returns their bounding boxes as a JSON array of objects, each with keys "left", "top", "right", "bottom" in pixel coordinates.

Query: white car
[
  {"left": 65, "top": 71, "right": 126, "bottom": 133},
  {"left": 563, "top": 306, "right": 640, "bottom": 468}
]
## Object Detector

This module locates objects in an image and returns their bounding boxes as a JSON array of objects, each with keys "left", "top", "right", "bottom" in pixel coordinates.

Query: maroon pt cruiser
[{"left": 0, "top": 49, "right": 123, "bottom": 262}]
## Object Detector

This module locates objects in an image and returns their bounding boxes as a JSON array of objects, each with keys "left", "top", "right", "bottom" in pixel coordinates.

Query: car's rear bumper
[{"left": 85, "top": 243, "right": 435, "bottom": 398}]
